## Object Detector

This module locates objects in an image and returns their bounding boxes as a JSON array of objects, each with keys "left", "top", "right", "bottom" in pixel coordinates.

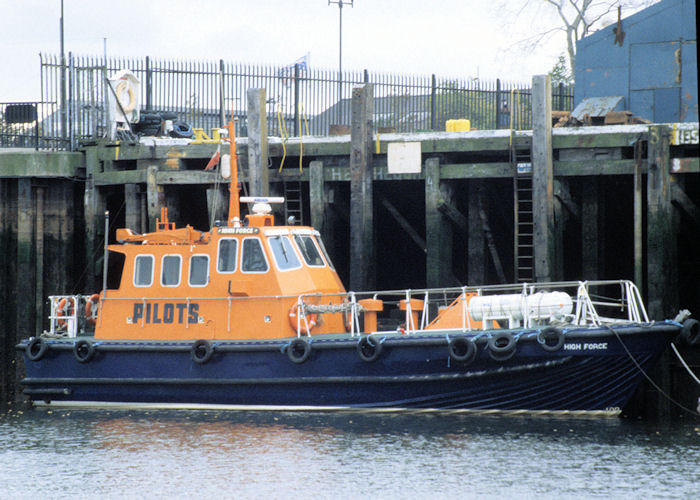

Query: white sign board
[{"left": 387, "top": 142, "right": 422, "bottom": 174}]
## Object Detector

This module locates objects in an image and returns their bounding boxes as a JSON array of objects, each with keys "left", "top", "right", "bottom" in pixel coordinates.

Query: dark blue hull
[{"left": 18, "top": 323, "right": 680, "bottom": 413}]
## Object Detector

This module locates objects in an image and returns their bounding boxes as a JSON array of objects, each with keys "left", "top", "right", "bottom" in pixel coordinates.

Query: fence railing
[
  {"left": 1, "top": 54, "right": 574, "bottom": 150},
  {"left": 0, "top": 101, "right": 66, "bottom": 150}
]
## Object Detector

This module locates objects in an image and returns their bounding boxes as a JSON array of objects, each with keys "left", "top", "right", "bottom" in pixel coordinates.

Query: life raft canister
[
  {"left": 288, "top": 303, "right": 318, "bottom": 335},
  {"left": 85, "top": 293, "right": 100, "bottom": 326}
]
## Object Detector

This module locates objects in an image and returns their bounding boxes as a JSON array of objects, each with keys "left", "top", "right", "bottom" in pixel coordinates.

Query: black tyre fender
[
  {"left": 170, "top": 121, "right": 193, "bottom": 138},
  {"left": 357, "top": 335, "right": 383, "bottom": 362},
  {"left": 287, "top": 338, "right": 311, "bottom": 364},
  {"left": 73, "top": 339, "right": 96, "bottom": 363},
  {"left": 26, "top": 337, "right": 48, "bottom": 362},
  {"left": 488, "top": 331, "right": 517, "bottom": 361},
  {"left": 191, "top": 339, "right": 214, "bottom": 364},
  {"left": 681, "top": 319, "right": 700, "bottom": 347},
  {"left": 138, "top": 112, "right": 162, "bottom": 122},
  {"left": 448, "top": 337, "right": 477, "bottom": 365},
  {"left": 536, "top": 327, "right": 565, "bottom": 352}
]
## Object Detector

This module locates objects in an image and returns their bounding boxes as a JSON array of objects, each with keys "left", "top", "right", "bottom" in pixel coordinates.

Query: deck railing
[{"left": 46, "top": 280, "right": 647, "bottom": 338}]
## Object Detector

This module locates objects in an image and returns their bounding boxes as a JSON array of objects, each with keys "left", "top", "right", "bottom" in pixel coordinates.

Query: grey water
[{"left": 1, "top": 407, "right": 698, "bottom": 499}]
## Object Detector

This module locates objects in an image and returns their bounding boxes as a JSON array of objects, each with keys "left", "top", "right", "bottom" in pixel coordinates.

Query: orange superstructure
[
  {"left": 97, "top": 209, "right": 346, "bottom": 340},
  {"left": 94, "top": 121, "right": 347, "bottom": 341}
]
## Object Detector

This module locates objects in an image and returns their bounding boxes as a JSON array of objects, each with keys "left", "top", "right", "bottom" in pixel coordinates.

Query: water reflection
[{"left": 1, "top": 407, "right": 698, "bottom": 499}]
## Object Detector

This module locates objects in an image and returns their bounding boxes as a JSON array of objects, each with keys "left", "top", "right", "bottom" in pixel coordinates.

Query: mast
[{"left": 227, "top": 120, "right": 240, "bottom": 226}]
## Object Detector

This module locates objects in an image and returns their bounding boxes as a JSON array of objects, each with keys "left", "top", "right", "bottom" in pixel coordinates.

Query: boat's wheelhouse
[{"left": 95, "top": 213, "right": 346, "bottom": 340}]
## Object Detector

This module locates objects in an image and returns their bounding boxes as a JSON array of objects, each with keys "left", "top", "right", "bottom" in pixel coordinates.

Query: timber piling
[{"left": 1, "top": 79, "right": 699, "bottom": 417}]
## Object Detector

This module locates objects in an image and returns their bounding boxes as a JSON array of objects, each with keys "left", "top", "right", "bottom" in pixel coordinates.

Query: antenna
[{"left": 227, "top": 121, "right": 241, "bottom": 226}]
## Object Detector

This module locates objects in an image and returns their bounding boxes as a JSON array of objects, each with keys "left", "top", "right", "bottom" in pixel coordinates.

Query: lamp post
[
  {"left": 60, "top": 0, "right": 66, "bottom": 141},
  {"left": 328, "top": 0, "right": 353, "bottom": 124}
]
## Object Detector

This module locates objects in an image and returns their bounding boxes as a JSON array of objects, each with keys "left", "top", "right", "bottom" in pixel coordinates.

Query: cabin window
[
  {"left": 161, "top": 255, "right": 181, "bottom": 286},
  {"left": 189, "top": 255, "right": 209, "bottom": 286},
  {"left": 316, "top": 236, "right": 336, "bottom": 270},
  {"left": 108, "top": 251, "right": 126, "bottom": 289},
  {"left": 293, "top": 235, "right": 325, "bottom": 267},
  {"left": 268, "top": 235, "right": 301, "bottom": 271},
  {"left": 134, "top": 255, "right": 154, "bottom": 287},
  {"left": 241, "top": 237, "right": 269, "bottom": 273},
  {"left": 217, "top": 238, "right": 238, "bottom": 273}
]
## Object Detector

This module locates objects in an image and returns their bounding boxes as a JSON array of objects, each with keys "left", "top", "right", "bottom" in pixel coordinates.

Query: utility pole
[{"left": 328, "top": 0, "right": 353, "bottom": 125}]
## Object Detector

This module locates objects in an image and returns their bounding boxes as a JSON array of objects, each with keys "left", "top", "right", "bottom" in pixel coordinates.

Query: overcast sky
[{"left": 2, "top": 0, "right": 614, "bottom": 102}]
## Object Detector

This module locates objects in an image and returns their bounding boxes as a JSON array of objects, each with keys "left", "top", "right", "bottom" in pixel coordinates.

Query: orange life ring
[
  {"left": 85, "top": 293, "right": 100, "bottom": 326},
  {"left": 56, "top": 297, "right": 75, "bottom": 328},
  {"left": 288, "top": 303, "right": 318, "bottom": 335},
  {"left": 342, "top": 298, "right": 353, "bottom": 332},
  {"left": 343, "top": 310, "right": 353, "bottom": 333}
]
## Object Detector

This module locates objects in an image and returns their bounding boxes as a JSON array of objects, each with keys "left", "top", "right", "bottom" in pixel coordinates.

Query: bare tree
[{"left": 500, "top": 1, "right": 660, "bottom": 75}]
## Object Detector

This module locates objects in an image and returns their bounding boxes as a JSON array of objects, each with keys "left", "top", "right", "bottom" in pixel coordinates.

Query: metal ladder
[
  {"left": 283, "top": 180, "right": 304, "bottom": 225},
  {"left": 513, "top": 146, "right": 534, "bottom": 283}
]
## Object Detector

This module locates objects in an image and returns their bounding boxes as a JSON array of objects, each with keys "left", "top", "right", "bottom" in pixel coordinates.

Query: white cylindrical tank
[{"left": 469, "top": 291, "right": 572, "bottom": 321}]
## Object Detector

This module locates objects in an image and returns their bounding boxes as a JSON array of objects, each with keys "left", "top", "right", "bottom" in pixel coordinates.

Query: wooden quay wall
[{"left": 1, "top": 80, "right": 699, "bottom": 417}]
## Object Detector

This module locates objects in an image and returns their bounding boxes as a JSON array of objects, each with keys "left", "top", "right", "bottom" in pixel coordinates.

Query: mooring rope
[
  {"left": 670, "top": 342, "right": 700, "bottom": 385},
  {"left": 605, "top": 324, "right": 699, "bottom": 416}
]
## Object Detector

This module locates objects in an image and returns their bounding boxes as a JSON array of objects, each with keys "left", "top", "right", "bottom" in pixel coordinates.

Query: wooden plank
[
  {"left": 531, "top": 75, "right": 556, "bottom": 282},
  {"left": 247, "top": 88, "right": 269, "bottom": 196},
  {"left": 83, "top": 174, "right": 105, "bottom": 291},
  {"left": 670, "top": 157, "right": 700, "bottom": 174},
  {"left": 478, "top": 189, "right": 507, "bottom": 284},
  {"left": 437, "top": 199, "right": 468, "bottom": 233},
  {"left": 156, "top": 171, "right": 222, "bottom": 185},
  {"left": 94, "top": 170, "right": 146, "bottom": 185},
  {"left": 554, "top": 180, "right": 581, "bottom": 220},
  {"left": 146, "top": 166, "right": 162, "bottom": 232},
  {"left": 0, "top": 151, "right": 82, "bottom": 178},
  {"left": 555, "top": 159, "right": 642, "bottom": 176},
  {"left": 552, "top": 127, "right": 659, "bottom": 149},
  {"left": 94, "top": 170, "right": 223, "bottom": 186},
  {"left": 381, "top": 198, "right": 426, "bottom": 253},
  {"left": 671, "top": 182, "right": 700, "bottom": 230},
  {"left": 16, "top": 179, "right": 34, "bottom": 345},
  {"left": 646, "top": 125, "right": 677, "bottom": 320},
  {"left": 125, "top": 184, "right": 141, "bottom": 232},
  {"left": 206, "top": 186, "right": 228, "bottom": 227},
  {"left": 34, "top": 187, "right": 44, "bottom": 337},
  {"left": 0, "top": 180, "right": 10, "bottom": 403},
  {"left": 349, "top": 84, "right": 375, "bottom": 291},
  {"left": 425, "top": 157, "right": 453, "bottom": 287},
  {"left": 634, "top": 140, "right": 644, "bottom": 292},
  {"left": 309, "top": 161, "right": 325, "bottom": 235},
  {"left": 581, "top": 179, "right": 600, "bottom": 280},
  {"left": 467, "top": 181, "right": 486, "bottom": 285}
]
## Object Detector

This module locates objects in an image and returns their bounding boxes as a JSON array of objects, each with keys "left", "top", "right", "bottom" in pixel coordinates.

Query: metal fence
[{"left": 1, "top": 54, "right": 573, "bottom": 150}]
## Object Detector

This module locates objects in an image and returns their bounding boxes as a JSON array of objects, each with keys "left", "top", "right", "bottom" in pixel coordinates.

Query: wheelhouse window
[
  {"left": 316, "top": 236, "right": 335, "bottom": 270},
  {"left": 241, "top": 238, "right": 269, "bottom": 273},
  {"left": 134, "top": 255, "right": 154, "bottom": 287},
  {"left": 217, "top": 238, "right": 238, "bottom": 273},
  {"left": 161, "top": 255, "right": 181, "bottom": 286},
  {"left": 268, "top": 235, "right": 301, "bottom": 271},
  {"left": 293, "top": 234, "right": 325, "bottom": 267},
  {"left": 189, "top": 255, "right": 209, "bottom": 286}
]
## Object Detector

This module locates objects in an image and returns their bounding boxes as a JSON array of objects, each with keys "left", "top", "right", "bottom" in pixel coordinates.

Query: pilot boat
[{"left": 17, "top": 123, "right": 696, "bottom": 415}]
